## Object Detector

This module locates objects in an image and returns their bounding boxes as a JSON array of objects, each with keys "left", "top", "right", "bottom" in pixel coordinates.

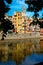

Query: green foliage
[
  {"left": 25, "top": 0, "right": 43, "bottom": 12},
  {"left": 25, "top": 0, "right": 43, "bottom": 18},
  {"left": 0, "top": 26, "right": 2, "bottom": 31}
]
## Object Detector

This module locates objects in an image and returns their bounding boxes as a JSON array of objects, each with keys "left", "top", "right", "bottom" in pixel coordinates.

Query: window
[
  {"left": 18, "top": 24, "right": 21, "bottom": 26},
  {"left": 14, "top": 15, "right": 17, "bottom": 17},
  {"left": 18, "top": 13, "right": 21, "bottom": 16}
]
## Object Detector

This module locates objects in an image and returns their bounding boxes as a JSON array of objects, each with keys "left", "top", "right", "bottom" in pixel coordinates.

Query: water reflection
[{"left": 0, "top": 38, "right": 43, "bottom": 65}]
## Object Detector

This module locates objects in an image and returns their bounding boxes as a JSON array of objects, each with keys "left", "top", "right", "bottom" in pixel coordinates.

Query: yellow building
[
  {"left": 5, "top": 12, "right": 33, "bottom": 33},
  {"left": 12, "top": 12, "right": 31, "bottom": 33},
  {"left": 12, "top": 12, "right": 22, "bottom": 33}
]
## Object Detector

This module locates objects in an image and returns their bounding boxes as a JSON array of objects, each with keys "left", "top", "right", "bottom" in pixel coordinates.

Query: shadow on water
[{"left": 0, "top": 38, "right": 43, "bottom": 65}]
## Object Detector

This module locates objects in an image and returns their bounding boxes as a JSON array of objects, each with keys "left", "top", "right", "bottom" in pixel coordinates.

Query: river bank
[{"left": 0, "top": 32, "right": 43, "bottom": 40}]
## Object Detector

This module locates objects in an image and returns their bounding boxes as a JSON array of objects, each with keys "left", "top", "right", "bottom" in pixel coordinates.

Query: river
[{"left": 0, "top": 38, "right": 43, "bottom": 65}]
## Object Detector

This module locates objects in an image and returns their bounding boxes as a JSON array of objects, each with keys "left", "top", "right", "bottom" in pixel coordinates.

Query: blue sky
[{"left": 4, "top": 0, "right": 43, "bottom": 18}]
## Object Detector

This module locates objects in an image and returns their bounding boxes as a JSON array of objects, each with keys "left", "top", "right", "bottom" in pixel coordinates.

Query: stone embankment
[{"left": 0, "top": 32, "right": 43, "bottom": 40}]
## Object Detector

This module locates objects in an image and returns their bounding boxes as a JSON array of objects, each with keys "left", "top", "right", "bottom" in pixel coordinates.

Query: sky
[{"left": 4, "top": 0, "right": 43, "bottom": 18}]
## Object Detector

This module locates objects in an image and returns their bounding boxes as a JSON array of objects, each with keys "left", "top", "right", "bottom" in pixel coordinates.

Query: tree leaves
[
  {"left": 0, "top": 0, "right": 12, "bottom": 21},
  {"left": 0, "top": 0, "right": 13, "bottom": 40},
  {"left": 6, "top": 0, "right": 12, "bottom": 4},
  {"left": 25, "top": 0, "right": 43, "bottom": 12}
]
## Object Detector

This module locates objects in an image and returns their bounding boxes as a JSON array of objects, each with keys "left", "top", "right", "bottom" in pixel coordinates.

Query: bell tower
[{"left": 22, "top": 6, "right": 26, "bottom": 16}]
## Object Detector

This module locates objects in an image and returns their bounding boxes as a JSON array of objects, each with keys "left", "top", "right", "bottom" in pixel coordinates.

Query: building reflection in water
[{"left": 0, "top": 38, "right": 43, "bottom": 65}]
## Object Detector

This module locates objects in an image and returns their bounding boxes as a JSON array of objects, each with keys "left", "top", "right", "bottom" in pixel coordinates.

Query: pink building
[{"left": 40, "top": 28, "right": 43, "bottom": 35}]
